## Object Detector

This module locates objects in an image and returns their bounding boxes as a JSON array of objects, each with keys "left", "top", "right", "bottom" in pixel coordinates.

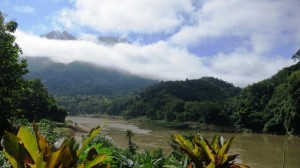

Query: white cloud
[
  {"left": 170, "top": 0, "right": 300, "bottom": 53},
  {"left": 208, "top": 49, "right": 292, "bottom": 86},
  {"left": 13, "top": 5, "right": 34, "bottom": 14},
  {"left": 55, "top": 0, "right": 194, "bottom": 34},
  {"left": 15, "top": 31, "right": 293, "bottom": 87}
]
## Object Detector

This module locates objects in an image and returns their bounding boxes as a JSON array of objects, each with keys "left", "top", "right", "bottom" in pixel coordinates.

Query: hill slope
[
  {"left": 24, "top": 57, "right": 157, "bottom": 96},
  {"left": 104, "top": 77, "right": 241, "bottom": 124},
  {"left": 231, "top": 62, "right": 300, "bottom": 134}
]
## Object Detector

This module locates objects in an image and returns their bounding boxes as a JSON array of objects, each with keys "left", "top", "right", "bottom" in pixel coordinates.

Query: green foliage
[
  {"left": 105, "top": 77, "right": 240, "bottom": 124},
  {"left": 20, "top": 79, "right": 67, "bottom": 122},
  {"left": 231, "top": 62, "right": 300, "bottom": 135},
  {"left": 172, "top": 133, "right": 249, "bottom": 168},
  {"left": 1, "top": 124, "right": 108, "bottom": 168},
  {"left": 0, "top": 11, "right": 28, "bottom": 139},
  {"left": 1, "top": 122, "right": 250, "bottom": 168},
  {"left": 55, "top": 95, "right": 111, "bottom": 115},
  {"left": 125, "top": 130, "right": 139, "bottom": 154},
  {"left": 0, "top": 13, "right": 67, "bottom": 141}
]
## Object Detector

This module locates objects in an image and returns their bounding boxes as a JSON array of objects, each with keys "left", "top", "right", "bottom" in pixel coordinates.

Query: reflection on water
[{"left": 67, "top": 116, "right": 300, "bottom": 168}]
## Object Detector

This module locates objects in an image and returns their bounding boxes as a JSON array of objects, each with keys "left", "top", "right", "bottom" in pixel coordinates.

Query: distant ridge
[
  {"left": 98, "top": 36, "right": 128, "bottom": 46},
  {"left": 24, "top": 56, "right": 158, "bottom": 96},
  {"left": 41, "top": 30, "right": 128, "bottom": 45},
  {"left": 41, "top": 30, "right": 76, "bottom": 40}
]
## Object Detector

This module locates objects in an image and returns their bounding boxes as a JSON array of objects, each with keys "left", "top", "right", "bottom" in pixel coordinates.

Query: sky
[{"left": 1, "top": 0, "right": 299, "bottom": 87}]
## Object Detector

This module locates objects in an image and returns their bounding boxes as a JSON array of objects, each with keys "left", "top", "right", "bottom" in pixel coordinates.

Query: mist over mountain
[
  {"left": 41, "top": 30, "right": 128, "bottom": 46},
  {"left": 41, "top": 30, "right": 76, "bottom": 40},
  {"left": 97, "top": 36, "right": 128, "bottom": 46},
  {"left": 24, "top": 56, "right": 158, "bottom": 96}
]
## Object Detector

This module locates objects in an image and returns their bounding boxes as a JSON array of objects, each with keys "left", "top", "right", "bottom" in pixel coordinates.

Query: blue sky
[{"left": 1, "top": 0, "right": 299, "bottom": 86}]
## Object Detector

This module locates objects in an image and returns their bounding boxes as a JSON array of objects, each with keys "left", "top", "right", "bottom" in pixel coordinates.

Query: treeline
[
  {"left": 0, "top": 13, "right": 66, "bottom": 139},
  {"left": 231, "top": 61, "right": 300, "bottom": 135},
  {"left": 100, "top": 77, "right": 241, "bottom": 125},
  {"left": 95, "top": 62, "right": 300, "bottom": 135}
]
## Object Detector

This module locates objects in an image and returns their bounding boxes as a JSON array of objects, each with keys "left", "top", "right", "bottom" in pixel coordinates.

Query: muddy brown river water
[{"left": 67, "top": 116, "right": 300, "bottom": 168}]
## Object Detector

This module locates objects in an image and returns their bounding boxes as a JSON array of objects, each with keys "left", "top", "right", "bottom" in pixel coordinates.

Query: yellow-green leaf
[
  {"left": 62, "top": 146, "right": 73, "bottom": 168},
  {"left": 3, "top": 151, "right": 18, "bottom": 168},
  {"left": 211, "top": 135, "right": 220, "bottom": 151},
  {"left": 33, "top": 123, "right": 49, "bottom": 153},
  {"left": 84, "top": 154, "right": 107, "bottom": 168},
  {"left": 216, "top": 137, "right": 234, "bottom": 161},
  {"left": 76, "top": 163, "right": 85, "bottom": 168},
  {"left": 17, "top": 126, "right": 39, "bottom": 162},
  {"left": 47, "top": 147, "right": 63, "bottom": 168},
  {"left": 206, "top": 162, "right": 216, "bottom": 168},
  {"left": 27, "top": 152, "right": 46, "bottom": 168},
  {"left": 77, "top": 126, "right": 103, "bottom": 156},
  {"left": 196, "top": 138, "right": 215, "bottom": 163}
]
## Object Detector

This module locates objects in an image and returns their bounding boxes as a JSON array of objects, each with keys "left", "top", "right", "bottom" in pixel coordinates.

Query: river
[{"left": 67, "top": 116, "right": 300, "bottom": 168}]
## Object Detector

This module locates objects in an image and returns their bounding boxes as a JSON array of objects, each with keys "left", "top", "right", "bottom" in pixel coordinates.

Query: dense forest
[
  {"left": 100, "top": 61, "right": 300, "bottom": 135},
  {"left": 101, "top": 78, "right": 241, "bottom": 124},
  {"left": 230, "top": 60, "right": 300, "bottom": 135},
  {"left": 0, "top": 12, "right": 66, "bottom": 139}
]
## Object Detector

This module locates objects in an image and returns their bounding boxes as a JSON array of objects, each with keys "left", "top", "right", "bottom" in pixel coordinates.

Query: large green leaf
[
  {"left": 195, "top": 138, "right": 215, "bottom": 163},
  {"left": 216, "top": 137, "right": 234, "bottom": 162},
  {"left": 84, "top": 154, "right": 107, "bottom": 168},
  {"left": 17, "top": 126, "right": 39, "bottom": 162},
  {"left": 210, "top": 135, "right": 220, "bottom": 151},
  {"left": 33, "top": 123, "right": 49, "bottom": 153},
  {"left": 3, "top": 151, "right": 19, "bottom": 168},
  {"left": 77, "top": 126, "right": 103, "bottom": 156},
  {"left": 28, "top": 152, "right": 46, "bottom": 168},
  {"left": 47, "top": 147, "right": 63, "bottom": 168},
  {"left": 220, "top": 154, "right": 238, "bottom": 166},
  {"left": 62, "top": 147, "right": 73, "bottom": 168},
  {"left": 206, "top": 162, "right": 216, "bottom": 168},
  {"left": 1, "top": 131, "right": 20, "bottom": 160}
]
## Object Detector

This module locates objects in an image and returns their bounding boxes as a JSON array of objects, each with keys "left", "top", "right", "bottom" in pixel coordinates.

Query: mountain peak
[
  {"left": 98, "top": 36, "right": 128, "bottom": 46},
  {"left": 41, "top": 30, "right": 76, "bottom": 40}
]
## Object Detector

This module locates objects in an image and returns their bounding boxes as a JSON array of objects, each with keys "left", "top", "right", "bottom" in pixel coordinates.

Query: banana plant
[
  {"left": 1, "top": 123, "right": 109, "bottom": 168},
  {"left": 173, "top": 133, "right": 249, "bottom": 168}
]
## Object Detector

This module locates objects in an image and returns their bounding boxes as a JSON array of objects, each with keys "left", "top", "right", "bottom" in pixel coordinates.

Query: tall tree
[{"left": 0, "top": 12, "right": 28, "bottom": 138}]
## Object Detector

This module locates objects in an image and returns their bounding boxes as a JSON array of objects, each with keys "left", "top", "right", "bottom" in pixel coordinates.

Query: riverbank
[
  {"left": 78, "top": 114, "right": 238, "bottom": 133},
  {"left": 65, "top": 115, "right": 300, "bottom": 168}
]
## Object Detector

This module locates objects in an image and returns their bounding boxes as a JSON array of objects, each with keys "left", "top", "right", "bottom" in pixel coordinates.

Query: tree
[
  {"left": 125, "top": 129, "right": 138, "bottom": 153},
  {"left": 20, "top": 79, "right": 67, "bottom": 122},
  {"left": 0, "top": 12, "right": 28, "bottom": 139},
  {"left": 292, "top": 49, "right": 300, "bottom": 62}
]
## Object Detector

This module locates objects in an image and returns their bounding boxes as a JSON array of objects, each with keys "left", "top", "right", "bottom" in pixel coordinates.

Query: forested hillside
[
  {"left": 100, "top": 60, "right": 300, "bottom": 135},
  {"left": 231, "top": 61, "right": 300, "bottom": 135},
  {"left": 24, "top": 57, "right": 157, "bottom": 96},
  {"left": 102, "top": 77, "right": 241, "bottom": 125}
]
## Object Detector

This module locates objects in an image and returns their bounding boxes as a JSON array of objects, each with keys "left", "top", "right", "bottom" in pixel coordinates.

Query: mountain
[
  {"left": 41, "top": 30, "right": 128, "bottom": 46},
  {"left": 24, "top": 57, "right": 158, "bottom": 96},
  {"left": 41, "top": 30, "right": 76, "bottom": 40},
  {"left": 231, "top": 61, "right": 300, "bottom": 134}
]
